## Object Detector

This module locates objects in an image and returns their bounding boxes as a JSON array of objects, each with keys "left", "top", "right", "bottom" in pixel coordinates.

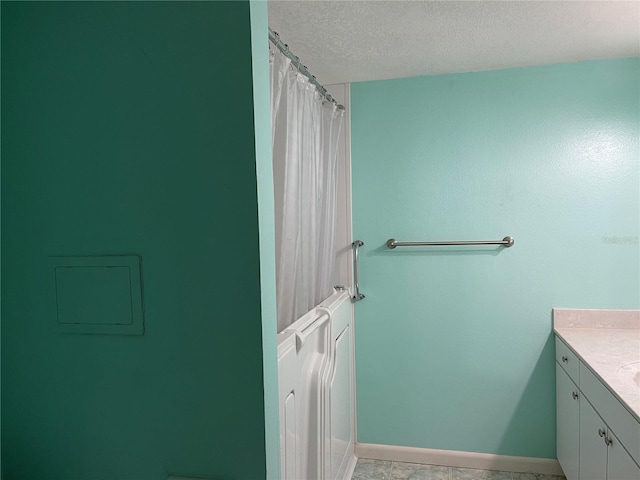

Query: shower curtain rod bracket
[{"left": 269, "top": 28, "right": 345, "bottom": 110}]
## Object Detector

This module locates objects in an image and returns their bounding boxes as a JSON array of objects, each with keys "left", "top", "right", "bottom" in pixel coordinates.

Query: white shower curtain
[{"left": 270, "top": 43, "right": 344, "bottom": 332}]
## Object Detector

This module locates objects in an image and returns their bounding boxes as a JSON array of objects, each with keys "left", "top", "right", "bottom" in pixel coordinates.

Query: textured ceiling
[{"left": 268, "top": 0, "right": 640, "bottom": 85}]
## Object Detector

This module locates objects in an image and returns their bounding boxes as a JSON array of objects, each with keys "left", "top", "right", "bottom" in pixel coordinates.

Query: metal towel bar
[{"left": 386, "top": 236, "right": 514, "bottom": 249}]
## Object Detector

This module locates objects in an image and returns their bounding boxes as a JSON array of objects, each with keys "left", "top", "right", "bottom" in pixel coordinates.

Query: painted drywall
[
  {"left": 326, "top": 84, "right": 354, "bottom": 293},
  {"left": 2, "top": 2, "right": 269, "bottom": 479},
  {"left": 250, "top": 2, "right": 281, "bottom": 479},
  {"left": 0, "top": 2, "right": 2, "bottom": 470},
  {"left": 351, "top": 58, "right": 639, "bottom": 458}
]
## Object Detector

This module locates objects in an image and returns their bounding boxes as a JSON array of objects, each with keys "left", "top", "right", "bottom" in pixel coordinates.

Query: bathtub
[{"left": 277, "top": 290, "right": 357, "bottom": 480}]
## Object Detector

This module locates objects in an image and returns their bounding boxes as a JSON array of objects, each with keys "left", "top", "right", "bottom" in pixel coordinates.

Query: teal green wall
[
  {"left": 2, "top": 2, "right": 269, "bottom": 478},
  {"left": 351, "top": 59, "right": 640, "bottom": 458},
  {"left": 249, "top": 2, "right": 281, "bottom": 479}
]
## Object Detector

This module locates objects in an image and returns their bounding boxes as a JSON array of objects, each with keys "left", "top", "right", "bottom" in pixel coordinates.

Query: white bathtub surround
[
  {"left": 553, "top": 309, "right": 640, "bottom": 420},
  {"left": 278, "top": 290, "right": 357, "bottom": 480},
  {"left": 354, "top": 444, "right": 564, "bottom": 475}
]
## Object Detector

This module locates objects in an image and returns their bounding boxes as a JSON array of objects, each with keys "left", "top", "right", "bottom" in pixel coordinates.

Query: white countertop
[{"left": 553, "top": 308, "right": 640, "bottom": 422}]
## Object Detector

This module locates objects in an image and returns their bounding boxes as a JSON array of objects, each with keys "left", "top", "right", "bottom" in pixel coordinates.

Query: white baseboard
[{"left": 354, "top": 443, "right": 564, "bottom": 475}]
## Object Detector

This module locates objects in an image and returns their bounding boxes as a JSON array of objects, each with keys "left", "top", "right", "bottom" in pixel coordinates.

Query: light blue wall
[
  {"left": 250, "top": 2, "right": 281, "bottom": 479},
  {"left": 351, "top": 58, "right": 639, "bottom": 458}
]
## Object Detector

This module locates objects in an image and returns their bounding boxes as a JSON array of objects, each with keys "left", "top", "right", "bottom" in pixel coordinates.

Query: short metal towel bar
[{"left": 386, "top": 236, "right": 515, "bottom": 249}]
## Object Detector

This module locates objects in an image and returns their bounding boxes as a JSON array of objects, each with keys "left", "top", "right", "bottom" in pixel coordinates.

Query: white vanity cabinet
[
  {"left": 579, "top": 397, "right": 609, "bottom": 480},
  {"left": 555, "top": 336, "right": 640, "bottom": 480},
  {"left": 556, "top": 363, "right": 580, "bottom": 480},
  {"left": 578, "top": 398, "right": 640, "bottom": 480},
  {"left": 607, "top": 429, "right": 640, "bottom": 480}
]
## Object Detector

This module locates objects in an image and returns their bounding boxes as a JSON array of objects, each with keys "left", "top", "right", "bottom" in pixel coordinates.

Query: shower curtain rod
[{"left": 269, "top": 28, "right": 345, "bottom": 111}]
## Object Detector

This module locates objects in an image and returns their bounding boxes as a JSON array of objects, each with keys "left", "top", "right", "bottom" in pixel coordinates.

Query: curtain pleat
[{"left": 270, "top": 44, "right": 344, "bottom": 332}]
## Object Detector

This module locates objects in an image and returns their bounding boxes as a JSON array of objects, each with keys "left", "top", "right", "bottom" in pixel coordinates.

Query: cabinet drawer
[
  {"left": 556, "top": 336, "right": 579, "bottom": 383},
  {"left": 580, "top": 362, "right": 640, "bottom": 467}
]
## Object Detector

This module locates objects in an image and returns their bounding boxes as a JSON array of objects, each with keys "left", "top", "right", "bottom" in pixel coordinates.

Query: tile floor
[{"left": 351, "top": 459, "right": 567, "bottom": 480}]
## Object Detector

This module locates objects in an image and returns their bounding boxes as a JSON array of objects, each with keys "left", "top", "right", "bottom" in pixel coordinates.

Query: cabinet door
[
  {"left": 607, "top": 429, "right": 640, "bottom": 480},
  {"left": 557, "top": 364, "right": 580, "bottom": 480},
  {"left": 580, "top": 398, "right": 608, "bottom": 480}
]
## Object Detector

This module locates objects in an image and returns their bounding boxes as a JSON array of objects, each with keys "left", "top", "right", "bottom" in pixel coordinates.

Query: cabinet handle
[
  {"left": 604, "top": 435, "right": 613, "bottom": 446},
  {"left": 572, "top": 391, "right": 579, "bottom": 400},
  {"left": 561, "top": 356, "right": 568, "bottom": 363},
  {"left": 598, "top": 428, "right": 606, "bottom": 438}
]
